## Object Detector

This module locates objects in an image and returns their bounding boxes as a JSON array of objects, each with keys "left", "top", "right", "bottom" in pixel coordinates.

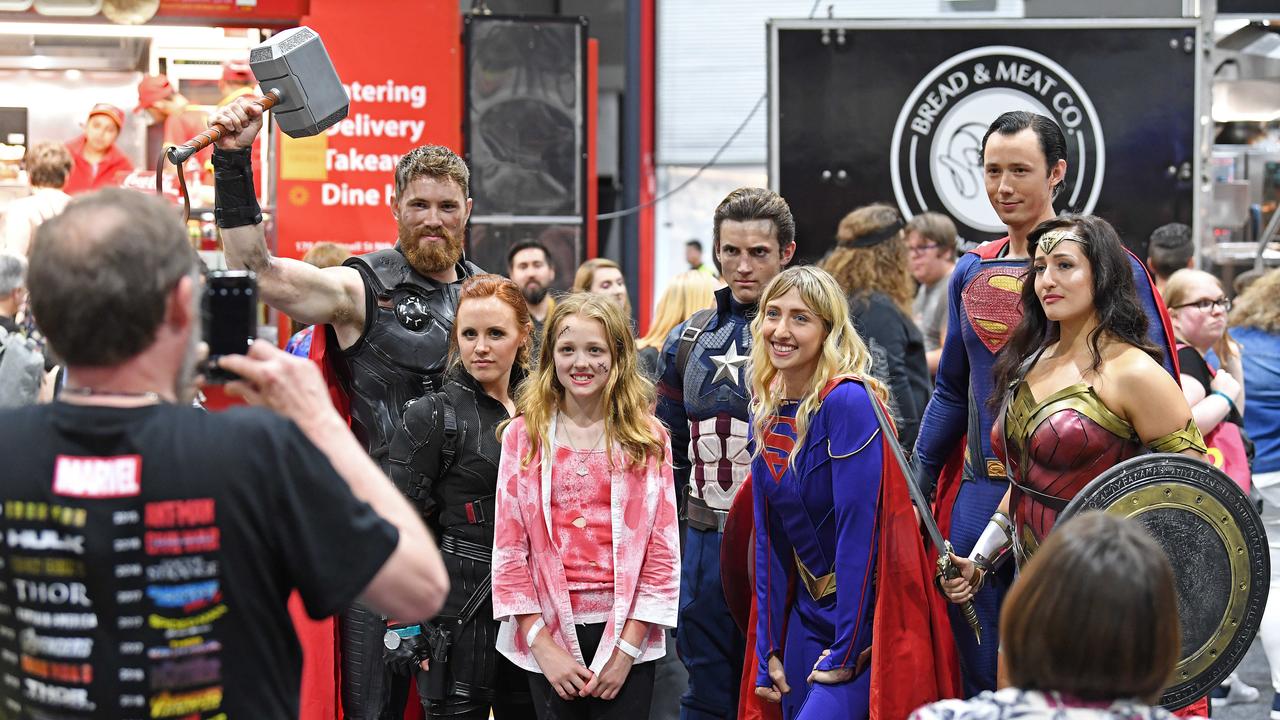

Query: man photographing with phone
[{"left": 0, "top": 188, "right": 449, "bottom": 718}]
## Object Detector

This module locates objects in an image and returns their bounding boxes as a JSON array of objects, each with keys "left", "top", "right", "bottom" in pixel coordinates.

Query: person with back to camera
[
  {"left": 386, "top": 274, "right": 535, "bottom": 719},
  {"left": 0, "top": 188, "right": 449, "bottom": 718},
  {"left": 636, "top": 270, "right": 719, "bottom": 381},
  {"left": 1228, "top": 269, "right": 1280, "bottom": 718},
  {"left": 1146, "top": 223, "right": 1194, "bottom": 297},
  {"left": 818, "top": 202, "right": 930, "bottom": 448},
  {"left": 913, "top": 512, "right": 1200, "bottom": 719},
  {"left": 0, "top": 141, "right": 73, "bottom": 257},
  {"left": 491, "top": 292, "right": 680, "bottom": 720}
]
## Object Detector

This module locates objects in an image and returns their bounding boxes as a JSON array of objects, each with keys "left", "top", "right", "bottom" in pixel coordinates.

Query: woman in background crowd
[
  {"left": 573, "top": 257, "right": 631, "bottom": 317},
  {"left": 635, "top": 270, "right": 719, "bottom": 380},
  {"left": 387, "top": 274, "right": 534, "bottom": 719},
  {"left": 492, "top": 292, "right": 679, "bottom": 720},
  {"left": 284, "top": 242, "right": 354, "bottom": 357},
  {"left": 1165, "top": 269, "right": 1250, "bottom": 495},
  {"left": 914, "top": 512, "right": 1190, "bottom": 720},
  {"left": 1228, "top": 269, "right": 1280, "bottom": 717},
  {"left": 818, "top": 203, "right": 930, "bottom": 448}
]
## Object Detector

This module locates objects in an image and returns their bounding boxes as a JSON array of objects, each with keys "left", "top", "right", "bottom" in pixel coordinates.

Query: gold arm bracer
[{"left": 1147, "top": 419, "right": 1208, "bottom": 455}]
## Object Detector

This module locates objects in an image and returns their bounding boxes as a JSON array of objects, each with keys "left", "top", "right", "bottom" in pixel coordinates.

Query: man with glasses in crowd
[{"left": 906, "top": 212, "right": 958, "bottom": 377}]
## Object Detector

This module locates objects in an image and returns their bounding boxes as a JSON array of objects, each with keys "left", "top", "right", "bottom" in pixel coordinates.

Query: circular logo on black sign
[{"left": 890, "top": 45, "right": 1105, "bottom": 234}]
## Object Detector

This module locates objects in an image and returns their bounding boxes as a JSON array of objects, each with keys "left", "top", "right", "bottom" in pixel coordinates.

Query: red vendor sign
[
  {"left": 154, "top": 0, "right": 309, "bottom": 27},
  {"left": 273, "top": 0, "right": 463, "bottom": 262}
]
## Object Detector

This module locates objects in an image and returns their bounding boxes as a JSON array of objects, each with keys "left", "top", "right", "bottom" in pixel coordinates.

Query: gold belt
[{"left": 794, "top": 550, "right": 836, "bottom": 600}]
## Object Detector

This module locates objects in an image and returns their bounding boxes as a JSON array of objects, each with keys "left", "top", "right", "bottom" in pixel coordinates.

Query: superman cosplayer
[
  {"left": 912, "top": 111, "right": 1182, "bottom": 698},
  {"left": 912, "top": 233, "right": 1178, "bottom": 692},
  {"left": 754, "top": 376, "right": 960, "bottom": 719}
]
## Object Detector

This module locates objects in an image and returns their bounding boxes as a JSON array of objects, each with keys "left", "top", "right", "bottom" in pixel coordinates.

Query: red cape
[
  {"left": 864, "top": 386, "right": 963, "bottom": 718},
  {"left": 290, "top": 327, "right": 424, "bottom": 720}
]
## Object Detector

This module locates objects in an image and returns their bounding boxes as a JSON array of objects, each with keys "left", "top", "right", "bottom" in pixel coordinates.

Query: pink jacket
[{"left": 492, "top": 415, "right": 680, "bottom": 673}]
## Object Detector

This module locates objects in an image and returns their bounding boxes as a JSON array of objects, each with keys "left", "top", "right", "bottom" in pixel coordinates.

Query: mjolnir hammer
[{"left": 165, "top": 26, "right": 349, "bottom": 166}]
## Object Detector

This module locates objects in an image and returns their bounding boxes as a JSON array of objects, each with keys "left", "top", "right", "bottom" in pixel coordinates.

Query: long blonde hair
[
  {"left": 572, "top": 257, "right": 632, "bottom": 316},
  {"left": 1164, "top": 268, "right": 1238, "bottom": 366},
  {"left": 637, "top": 270, "right": 719, "bottom": 350},
  {"left": 1230, "top": 268, "right": 1280, "bottom": 333},
  {"left": 510, "top": 292, "right": 662, "bottom": 469},
  {"left": 749, "top": 266, "right": 890, "bottom": 460}
]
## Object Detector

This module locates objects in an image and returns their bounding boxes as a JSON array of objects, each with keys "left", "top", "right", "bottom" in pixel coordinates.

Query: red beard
[{"left": 400, "top": 225, "right": 463, "bottom": 275}]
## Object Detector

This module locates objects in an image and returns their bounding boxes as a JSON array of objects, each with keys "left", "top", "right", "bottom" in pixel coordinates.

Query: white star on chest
[{"left": 709, "top": 341, "right": 749, "bottom": 386}]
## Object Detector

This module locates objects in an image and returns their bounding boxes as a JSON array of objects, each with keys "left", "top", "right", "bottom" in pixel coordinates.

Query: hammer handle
[{"left": 166, "top": 89, "right": 283, "bottom": 165}]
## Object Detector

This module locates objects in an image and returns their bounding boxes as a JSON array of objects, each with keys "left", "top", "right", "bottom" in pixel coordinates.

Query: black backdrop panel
[
  {"left": 465, "top": 15, "right": 586, "bottom": 218},
  {"left": 467, "top": 223, "right": 581, "bottom": 293},
  {"left": 774, "top": 23, "right": 1197, "bottom": 263}
]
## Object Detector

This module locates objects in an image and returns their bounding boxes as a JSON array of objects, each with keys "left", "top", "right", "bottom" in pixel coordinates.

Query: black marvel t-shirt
[{"left": 0, "top": 402, "right": 398, "bottom": 719}]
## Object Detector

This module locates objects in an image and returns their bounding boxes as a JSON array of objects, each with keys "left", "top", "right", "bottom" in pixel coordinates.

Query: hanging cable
[{"left": 597, "top": 0, "right": 825, "bottom": 222}]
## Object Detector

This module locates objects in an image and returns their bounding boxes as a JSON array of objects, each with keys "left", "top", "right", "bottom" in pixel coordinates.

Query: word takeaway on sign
[
  {"left": 327, "top": 148, "right": 401, "bottom": 173},
  {"left": 53, "top": 455, "right": 141, "bottom": 499}
]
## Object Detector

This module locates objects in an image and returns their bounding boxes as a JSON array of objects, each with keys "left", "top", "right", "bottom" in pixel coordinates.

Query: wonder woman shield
[{"left": 1059, "top": 453, "right": 1269, "bottom": 710}]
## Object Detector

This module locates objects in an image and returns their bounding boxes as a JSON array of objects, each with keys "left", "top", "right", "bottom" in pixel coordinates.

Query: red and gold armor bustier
[
  {"left": 994, "top": 382, "right": 1144, "bottom": 562},
  {"left": 993, "top": 380, "right": 1207, "bottom": 564}
]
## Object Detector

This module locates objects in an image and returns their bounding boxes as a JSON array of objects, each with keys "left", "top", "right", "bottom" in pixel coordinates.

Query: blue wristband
[{"left": 1211, "top": 390, "right": 1238, "bottom": 415}]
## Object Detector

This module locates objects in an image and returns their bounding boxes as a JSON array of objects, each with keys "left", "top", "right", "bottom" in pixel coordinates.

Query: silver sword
[{"left": 866, "top": 393, "right": 983, "bottom": 645}]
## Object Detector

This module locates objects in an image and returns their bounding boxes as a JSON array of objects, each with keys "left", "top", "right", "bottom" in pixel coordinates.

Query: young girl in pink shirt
[{"left": 492, "top": 292, "right": 680, "bottom": 719}]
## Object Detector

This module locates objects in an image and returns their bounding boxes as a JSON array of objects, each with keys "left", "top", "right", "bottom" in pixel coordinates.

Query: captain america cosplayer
[
  {"left": 211, "top": 94, "right": 480, "bottom": 720},
  {"left": 912, "top": 112, "right": 1180, "bottom": 697},
  {"left": 656, "top": 187, "right": 796, "bottom": 720}
]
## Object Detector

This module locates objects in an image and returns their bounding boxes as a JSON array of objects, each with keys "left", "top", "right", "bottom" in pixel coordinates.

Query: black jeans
[{"left": 527, "top": 623, "right": 656, "bottom": 720}]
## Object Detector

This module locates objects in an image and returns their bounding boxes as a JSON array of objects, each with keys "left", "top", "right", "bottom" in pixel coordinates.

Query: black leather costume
[
  {"left": 387, "top": 367, "right": 533, "bottom": 719},
  {"left": 329, "top": 247, "right": 484, "bottom": 720},
  {"left": 330, "top": 248, "right": 483, "bottom": 464}
]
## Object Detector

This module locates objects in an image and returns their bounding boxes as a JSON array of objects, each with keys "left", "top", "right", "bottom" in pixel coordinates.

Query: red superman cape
[
  {"left": 856, "top": 379, "right": 964, "bottom": 718},
  {"left": 290, "top": 326, "right": 424, "bottom": 720}
]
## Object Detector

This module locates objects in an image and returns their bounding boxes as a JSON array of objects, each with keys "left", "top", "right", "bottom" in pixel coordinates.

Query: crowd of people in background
[{"left": 4, "top": 95, "right": 1280, "bottom": 720}]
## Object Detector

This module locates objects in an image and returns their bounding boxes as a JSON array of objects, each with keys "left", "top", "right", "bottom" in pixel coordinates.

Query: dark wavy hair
[{"left": 991, "top": 215, "right": 1161, "bottom": 402}]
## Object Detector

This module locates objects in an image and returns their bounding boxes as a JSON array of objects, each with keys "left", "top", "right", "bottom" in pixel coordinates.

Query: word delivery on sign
[
  {"left": 891, "top": 45, "right": 1105, "bottom": 236},
  {"left": 274, "top": 0, "right": 462, "bottom": 258}
]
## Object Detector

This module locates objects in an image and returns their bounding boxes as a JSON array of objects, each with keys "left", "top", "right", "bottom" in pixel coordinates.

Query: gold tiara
[{"left": 1036, "top": 228, "right": 1087, "bottom": 255}]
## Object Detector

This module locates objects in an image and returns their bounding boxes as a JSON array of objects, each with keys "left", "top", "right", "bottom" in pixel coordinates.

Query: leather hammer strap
[{"left": 212, "top": 147, "right": 262, "bottom": 229}]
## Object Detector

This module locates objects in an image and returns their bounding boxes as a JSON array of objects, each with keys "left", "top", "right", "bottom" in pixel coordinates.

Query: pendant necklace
[
  {"left": 559, "top": 412, "right": 604, "bottom": 477},
  {"left": 62, "top": 386, "right": 164, "bottom": 404}
]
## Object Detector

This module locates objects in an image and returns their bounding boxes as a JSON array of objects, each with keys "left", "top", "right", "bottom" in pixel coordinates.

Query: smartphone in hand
[{"left": 202, "top": 270, "right": 257, "bottom": 383}]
